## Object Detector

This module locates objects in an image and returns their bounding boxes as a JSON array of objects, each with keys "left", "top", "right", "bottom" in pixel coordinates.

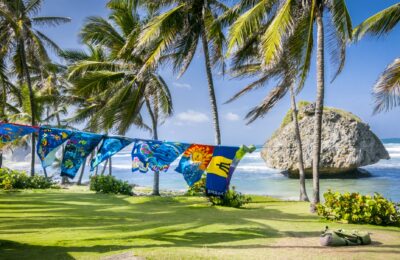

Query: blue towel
[
  {"left": 61, "top": 132, "right": 103, "bottom": 179},
  {"left": 91, "top": 136, "right": 133, "bottom": 171},
  {"left": 132, "top": 140, "right": 189, "bottom": 173},
  {"left": 0, "top": 123, "right": 38, "bottom": 143},
  {"left": 205, "top": 146, "right": 240, "bottom": 196},
  {"left": 37, "top": 127, "right": 74, "bottom": 168}
]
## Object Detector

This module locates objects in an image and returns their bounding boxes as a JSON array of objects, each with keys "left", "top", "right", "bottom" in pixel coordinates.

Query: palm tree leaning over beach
[
  {"left": 353, "top": 3, "right": 400, "bottom": 113},
  {"left": 226, "top": 29, "right": 309, "bottom": 201},
  {"left": 137, "top": 0, "right": 228, "bottom": 145},
  {"left": 227, "top": 0, "right": 352, "bottom": 210},
  {"left": 0, "top": 0, "right": 70, "bottom": 176}
]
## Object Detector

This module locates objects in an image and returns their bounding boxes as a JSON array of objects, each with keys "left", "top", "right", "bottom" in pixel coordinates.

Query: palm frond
[
  {"left": 373, "top": 58, "right": 400, "bottom": 113},
  {"left": 32, "top": 16, "right": 71, "bottom": 27},
  {"left": 261, "top": 0, "right": 295, "bottom": 66},
  {"left": 353, "top": 3, "right": 400, "bottom": 40},
  {"left": 245, "top": 78, "right": 290, "bottom": 124},
  {"left": 227, "top": 0, "right": 273, "bottom": 56}
]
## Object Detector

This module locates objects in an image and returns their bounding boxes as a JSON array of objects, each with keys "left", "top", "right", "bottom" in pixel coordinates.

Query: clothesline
[{"left": 1, "top": 122, "right": 256, "bottom": 196}]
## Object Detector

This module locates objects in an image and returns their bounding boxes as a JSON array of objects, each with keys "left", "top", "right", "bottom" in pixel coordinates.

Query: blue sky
[{"left": 38, "top": 0, "right": 400, "bottom": 145}]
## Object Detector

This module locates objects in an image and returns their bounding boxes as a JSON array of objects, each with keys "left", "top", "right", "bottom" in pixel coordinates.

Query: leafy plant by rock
[
  {"left": 90, "top": 175, "right": 134, "bottom": 196},
  {"left": 0, "top": 168, "right": 56, "bottom": 190},
  {"left": 208, "top": 186, "right": 252, "bottom": 208},
  {"left": 317, "top": 190, "right": 400, "bottom": 226}
]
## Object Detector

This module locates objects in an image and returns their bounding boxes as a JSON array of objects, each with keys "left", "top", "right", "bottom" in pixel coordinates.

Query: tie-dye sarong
[
  {"left": 91, "top": 136, "right": 133, "bottom": 170},
  {"left": 132, "top": 140, "right": 189, "bottom": 173},
  {"left": 61, "top": 132, "right": 103, "bottom": 178},
  {"left": 37, "top": 127, "right": 74, "bottom": 168},
  {"left": 0, "top": 123, "right": 38, "bottom": 143}
]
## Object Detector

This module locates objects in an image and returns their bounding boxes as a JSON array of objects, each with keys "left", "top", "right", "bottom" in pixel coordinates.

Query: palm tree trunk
[
  {"left": 200, "top": 15, "right": 221, "bottom": 145},
  {"left": 0, "top": 75, "right": 7, "bottom": 121},
  {"left": 19, "top": 40, "right": 36, "bottom": 177},
  {"left": 77, "top": 157, "right": 88, "bottom": 185},
  {"left": 0, "top": 76, "right": 5, "bottom": 169},
  {"left": 152, "top": 123, "right": 160, "bottom": 196},
  {"left": 146, "top": 99, "right": 160, "bottom": 196},
  {"left": 311, "top": 10, "right": 325, "bottom": 212},
  {"left": 108, "top": 157, "right": 112, "bottom": 176},
  {"left": 290, "top": 85, "right": 309, "bottom": 202},
  {"left": 101, "top": 159, "right": 108, "bottom": 175}
]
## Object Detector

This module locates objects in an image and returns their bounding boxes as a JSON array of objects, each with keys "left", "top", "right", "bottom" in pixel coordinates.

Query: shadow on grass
[
  {"left": 0, "top": 239, "right": 133, "bottom": 260},
  {"left": 1, "top": 191, "right": 398, "bottom": 258}
]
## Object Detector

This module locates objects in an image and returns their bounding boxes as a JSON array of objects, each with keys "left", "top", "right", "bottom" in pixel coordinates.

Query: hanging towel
[
  {"left": 205, "top": 146, "right": 240, "bottom": 196},
  {"left": 0, "top": 123, "right": 38, "bottom": 143},
  {"left": 132, "top": 140, "right": 189, "bottom": 173},
  {"left": 61, "top": 132, "right": 103, "bottom": 179},
  {"left": 175, "top": 144, "right": 215, "bottom": 186},
  {"left": 91, "top": 136, "right": 133, "bottom": 171},
  {"left": 226, "top": 145, "right": 257, "bottom": 186},
  {"left": 37, "top": 127, "right": 74, "bottom": 168}
]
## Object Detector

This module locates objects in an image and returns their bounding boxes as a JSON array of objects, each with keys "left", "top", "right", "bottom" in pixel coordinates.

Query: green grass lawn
[{"left": 0, "top": 188, "right": 399, "bottom": 260}]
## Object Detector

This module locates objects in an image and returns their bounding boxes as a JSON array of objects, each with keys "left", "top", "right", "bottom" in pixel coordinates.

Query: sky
[{"left": 37, "top": 0, "right": 400, "bottom": 146}]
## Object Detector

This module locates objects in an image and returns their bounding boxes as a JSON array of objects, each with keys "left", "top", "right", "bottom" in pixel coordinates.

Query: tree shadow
[
  {"left": 0, "top": 239, "right": 133, "bottom": 260},
  {"left": 1, "top": 191, "right": 399, "bottom": 258}
]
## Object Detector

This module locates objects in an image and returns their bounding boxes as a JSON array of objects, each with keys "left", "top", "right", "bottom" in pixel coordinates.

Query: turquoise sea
[{"left": 4, "top": 139, "right": 400, "bottom": 202}]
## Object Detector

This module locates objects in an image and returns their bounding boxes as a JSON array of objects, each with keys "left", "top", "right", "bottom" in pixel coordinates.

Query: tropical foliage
[
  {"left": 317, "top": 190, "right": 400, "bottom": 226},
  {"left": 227, "top": 0, "right": 352, "bottom": 207},
  {"left": 0, "top": 0, "right": 70, "bottom": 176},
  {"left": 137, "top": 0, "right": 228, "bottom": 145},
  {"left": 90, "top": 174, "right": 134, "bottom": 196},
  {"left": 0, "top": 0, "right": 398, "bottom": 206},
  {"left": 0, "top": 168, "right": 56, "bottom": 190},
  {"left": 353, "top": 3, "right": 400, "bottom": 113}
]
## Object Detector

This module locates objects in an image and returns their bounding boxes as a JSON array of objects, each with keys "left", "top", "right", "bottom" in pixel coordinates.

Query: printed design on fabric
[
  {"left": 0, "top": 123, "right": 38, "bottom": 143},
  {"left": 37, "top": 127, "right": 74, "bottom": 168},
  {"left": 132, "top": 140, "right": 189, "bottom": 173},
  {"left": 61, "top": 132, "right": 103, "bottom": 179},
  {"left": 91, "top": 136, "right": 133, "bottom": 171},
  {"left": 175, "top": 144, "right": 214, "bottom": 186},
  {"left": 226, "top": 145, "right": 256, "bottom": 185},
  {"left": 205, "top": 146, "right": 240, "bottom": 196}
]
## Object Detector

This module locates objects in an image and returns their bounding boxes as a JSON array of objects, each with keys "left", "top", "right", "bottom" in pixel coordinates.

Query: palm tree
[
  {"left": 64, "top": 1, "right": 173, "bottom": 187},
  {"left": 33, "top": 63, "right": 70, "bottom": 128},
  {"left": 137, "top": 0, "right": 228, "bottom": 145},
  {"left": 227, "top": 0, "right": 352, "bottom": 210},
  {"left": 226, "top": 32, "right": 309, "bottom": 201},
  {"left": 353, "top": 3, "right": 400, "bottom": 113},
  {"left": 0, "top": 0, "right": 70, "bottom": 176},
  {"left": 144, "top": 76, "right": 173, "bottom": 195}
]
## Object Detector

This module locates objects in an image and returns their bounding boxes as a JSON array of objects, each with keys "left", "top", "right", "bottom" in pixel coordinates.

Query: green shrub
[
  {"left": 0, "top": 168, "right": 55, "bottom": 190},
  {"left": 186, "top": 175, "right": 206, "bottom": 196},
  {"left": 90, "top": 175, "right": 134, "bottom": 196},
  {"left": 208, "top": 186, "right": 252, "bottom": 208},
  {"left": 317, "top": 190, "right": 400, "bottom": 226}
]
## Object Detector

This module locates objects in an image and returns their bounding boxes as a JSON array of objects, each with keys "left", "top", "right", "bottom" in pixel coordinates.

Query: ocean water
[{"left": 4, "top": 139, "right": 400, "bottom": 202}]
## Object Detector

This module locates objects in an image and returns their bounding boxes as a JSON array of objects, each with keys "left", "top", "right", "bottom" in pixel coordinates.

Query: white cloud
[
  {"left": 225, "top": 112, "right": 240, "bottom": 121},
  {"left": 176, "top": 110, "right": 209, "bottom": 123},
  {"left": 173, "top": 82, "right": 192, "bottom": 90}
]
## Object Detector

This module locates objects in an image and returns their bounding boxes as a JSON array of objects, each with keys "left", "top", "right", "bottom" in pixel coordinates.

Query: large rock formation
[{"left": 261, "top": 103, "right": 390, "bottom": 178}]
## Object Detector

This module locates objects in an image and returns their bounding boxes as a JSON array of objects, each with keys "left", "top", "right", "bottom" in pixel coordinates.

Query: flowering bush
[
  {"left": 0, "top": 168, "right": 55, "bottom": 190},
  {"left": 317, "top": 190, "right": 400, "bottom": 226},
  {"left": 90, "top": 175, "right": 134, "bottom": 196}
]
